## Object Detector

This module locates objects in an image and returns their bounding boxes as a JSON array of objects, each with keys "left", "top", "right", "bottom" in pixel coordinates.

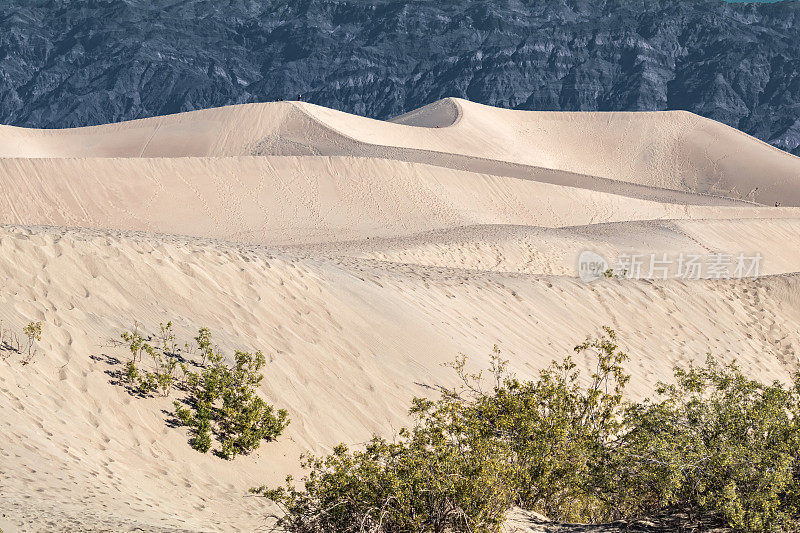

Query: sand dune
[
  {"left": 2, "top": 225, "right": 800, "bottom": 532},
  {"left": 1, "top": 155, "right": 797, "bottom": 246},
  {"left": 2, "top": 100, "right": 800, "bottom": 531},
  {"left": 2, "top": 98, "right": 799, "bottom": 204}
]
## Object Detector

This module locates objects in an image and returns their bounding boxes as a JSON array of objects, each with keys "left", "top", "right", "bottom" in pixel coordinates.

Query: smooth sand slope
[
  {"left": 1, "top": 100, "right": 800, "bottom": 531},
  {"left": 2, "top": 98, "right": 800, "bottom": 204}
]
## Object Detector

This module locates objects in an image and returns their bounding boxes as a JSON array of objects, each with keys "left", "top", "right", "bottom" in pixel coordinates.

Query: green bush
[
  {"left": 0, "top": 320, "right": 43, "bottom": 363},
  {"left": 176, "top": 347, "right": 290, "bottom": 459},
  {"left": 609, "top": 356, "right": 800, "bottom": 531},
  {"left": 20, "top": 320, "right": 43, "bottom": 364},
  {"left": 118, "top": 323, "right": 289, "bottom": 460},
  {"left": 120, "top": 322, "right": 180, "bottom": 396},
  {"left": 23, "top": 320, "right": 42, "bottom": 351},
  {"left": 252, "top": 407, "right": 514, "bottom": 532},
  {"left": 256, "top": 330, "right": 800, "bottom": 532},
  {"left": 437, "top": 329, "right": 629, "bottom": 523}
]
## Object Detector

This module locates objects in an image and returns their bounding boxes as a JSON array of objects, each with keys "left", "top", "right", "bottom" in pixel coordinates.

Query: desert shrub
[
  {"left": 608, "top": 356, "right": 800, "bottom": 532},
  {"left": 464, "top": 339, "right": 800, "bottom": 530},
  {"left": 252, "top": 405, "right": 514, "bottom": 532},
  {"left": 258, "top": 330, "right": 800, "bottom": 532},
  {"left": 120, "top": 323, "right": 148, "bottom": 362},
  {"left": 0, "top": 320, "right": 42, "bottom": 363},
  {"left": 23, "top": 321, "right": 42, "bottom": 351},
  {"left": 21, "top": 320, "right": 42, "bottom": 363},
  {"left": 124, "top": 359, "right": 139, "bottom": 384},
  {"left": 435, "top": 329, "right": 629, "bottom": 523},
  {"left": 117, "top": 323, "right": 289, "bottom": 460},
  {"left": 194, "top": 327, "right": 214, "bottom": 366},
  {"left": 250, "top": 332, "right": 629, "bottom": 531},
  {"left": 443, "top": 335, "right": 800, "bottom": 530},
  {"left": 120, "top": 322, "right": 181, "bottom": 396},
  {"left": 175, "top": 347, "right": 290, "bottom": 459}
]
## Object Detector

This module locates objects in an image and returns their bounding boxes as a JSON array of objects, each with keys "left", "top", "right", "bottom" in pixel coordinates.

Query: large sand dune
[
  {"left": 1, "top": 100, "right": 800, "bottom": 531},
  {"left": 2, "top": 98, "right": 800, "bottom": 204}
]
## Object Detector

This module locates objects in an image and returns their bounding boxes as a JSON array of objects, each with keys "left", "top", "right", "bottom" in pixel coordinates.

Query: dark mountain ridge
[{"left": 1, "top": 0, "right": 800, "bottom": 154}]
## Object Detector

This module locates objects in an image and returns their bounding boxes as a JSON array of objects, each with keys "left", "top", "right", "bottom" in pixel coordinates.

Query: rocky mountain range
[{"left": 1, "top": 0, "right": 799, "bottom": 154}]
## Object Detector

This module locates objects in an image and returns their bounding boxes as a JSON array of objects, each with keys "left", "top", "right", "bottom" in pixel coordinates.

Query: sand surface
[{"left": 1, "top": 100, "right": 800, "bottom": 531}]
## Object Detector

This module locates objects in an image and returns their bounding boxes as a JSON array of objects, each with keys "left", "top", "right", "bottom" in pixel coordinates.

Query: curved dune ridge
[
  {"left": 2, "top": 100, "right": 800, "bottom": 531},
  {"left": 1, "top": 97, "right": 800, "bottom": 205}
]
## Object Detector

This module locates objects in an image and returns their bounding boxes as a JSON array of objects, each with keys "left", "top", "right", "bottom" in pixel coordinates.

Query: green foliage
[
  {"left": 253, "top": 407, "right": 514, "bottom": 532},
  {"left": 0, "top": 320, "right": 44, "bottom": 363},
  {"left": 436, "top": 329, "right": 629, "bottom": 522},
  {"left": 118, "top": 322, "right": 289, "bottom": 460},
  {"left": 194, "top": 327, "right": 217, "bottom": 366},
  {"left": 21, "top": 320, "right": 42, "bottom": 362},
  {"left": 602, "top": 268, "right": 626, "bottom": 279},
  {"left": 124, "top": 359, "right": 139, "bottom": 384},
  {"left": 177, "top": 345, "right": 290, "bottom": 459},
  {"left": 23, "top": 320, "right": 42, "bottom": 343},
  {"left": 120, "top": 321, "right": 181, "bottom": 396},
  {"left": 120, "top": 324, "right": 147, "bottom": 362},
  {"left": 610, "top": 356, "right": 800, "bottom": 531},
  {"left": 258, "top": 329, "right": 800, "bottom": 532}
]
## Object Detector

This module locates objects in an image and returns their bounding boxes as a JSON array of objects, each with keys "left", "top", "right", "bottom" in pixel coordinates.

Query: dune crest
[{"left": 2, "top": 98, "right": 799, "bottom": 204}]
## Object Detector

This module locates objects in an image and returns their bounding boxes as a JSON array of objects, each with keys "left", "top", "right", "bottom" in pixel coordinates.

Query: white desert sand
[{"left": 1, "top": 99, "right": 800, "bottom": 531}]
